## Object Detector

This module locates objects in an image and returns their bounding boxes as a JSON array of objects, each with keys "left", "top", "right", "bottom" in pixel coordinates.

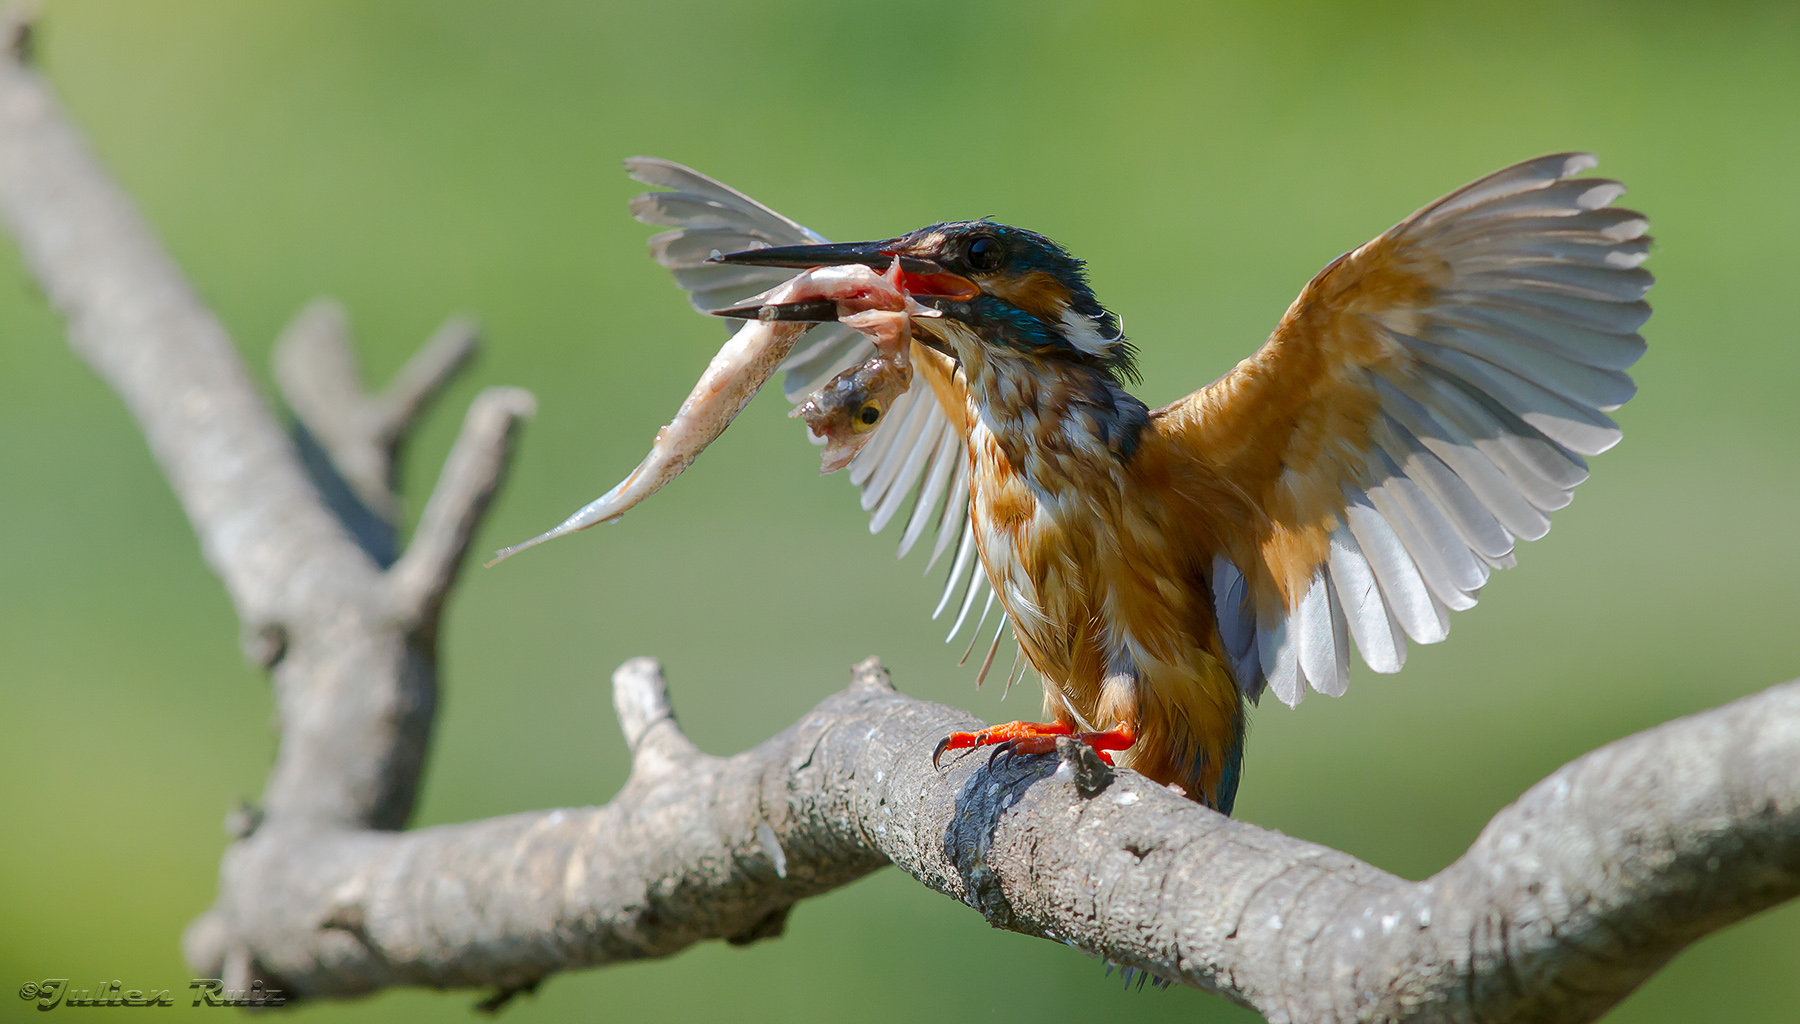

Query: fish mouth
[{"left": 708, "top": 238, "right": 978, "bottom": 322}]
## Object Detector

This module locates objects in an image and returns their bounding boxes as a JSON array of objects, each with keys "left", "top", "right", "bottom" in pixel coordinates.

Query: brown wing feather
[
  {"left": 1151, "top": 153, "right": 1651, "bottom": 704},
  {"left": 912, "top": 339, "right": 972, "bottom": 438}
]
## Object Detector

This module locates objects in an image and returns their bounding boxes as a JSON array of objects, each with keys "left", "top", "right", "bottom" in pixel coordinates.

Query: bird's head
[{"left": 710, "top": 220, "right": 1136, "bottom": 385}]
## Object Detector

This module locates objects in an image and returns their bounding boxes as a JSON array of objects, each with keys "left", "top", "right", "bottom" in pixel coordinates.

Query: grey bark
[{"left": 2, "top": 11, "right": 1794, "bottom": 1021}]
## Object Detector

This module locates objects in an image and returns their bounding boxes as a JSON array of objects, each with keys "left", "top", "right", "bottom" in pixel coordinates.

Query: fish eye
[
  {"left": 853, "top": 402, "right": 883, "bottom": 432},
  {"left": 965, "top": 235, "right": 1005, "bottom": 273}
]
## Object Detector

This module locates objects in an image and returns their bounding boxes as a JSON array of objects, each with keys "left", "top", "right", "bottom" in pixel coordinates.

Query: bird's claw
[
  {"left": 987, "top": 740, "right": 1017, "bottom": 772},
  {"left": 931, "top": 721, "right": 1136, "bottom": 774}
]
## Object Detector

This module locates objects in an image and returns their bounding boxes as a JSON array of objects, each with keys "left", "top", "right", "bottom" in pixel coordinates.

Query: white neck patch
[{"left": 1060, "top": 306, "right": 1119, "bottom": 357}]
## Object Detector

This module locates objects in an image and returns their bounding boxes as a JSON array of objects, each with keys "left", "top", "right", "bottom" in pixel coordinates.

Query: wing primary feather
[
  {"left": 1002, "top": 636, "right": 1026, "bottom": 699},
  {"left": 670, "top": 262, "right": 787, "bottom": 295},
  {"left": 926, "top": 457, "right": 971, "bottom": 574},
  {"left": 1430, "top": 368, "right": 1592, "bottom": 483},
  {"left": 1410, "top": 153, "right": 1597, "bottom": 229},
  {"left": 1458, "top": 262, "right": 1653, "bottom": 304},
  {"left": 1425, "top": 176, "right": 1627, "bottom": 230},
  {"left": 1413, "top": 319, "right": 1638, "bottom": 411},
  {"left": 959, "top": 587, "right": 999, "bottom": 663},
  {"left": 974, "top": 613, "right": 1008, "bottom": 685},
  {"left": 893, "top": 479, "right": 928, "bottom": 556},
  {"left": 861, "top": 394, "right": 936, "bottom": 512},
  {"left": 946, "top": 563, "right": 991, "bottom": 644},
  {"left": 1375, "top": 377, "right": 1551, "bottom": 541},
  {"left": 646, "top": 227, "right": 765, "bottom": 268},
  {"left": 899, "top": 429, "right": 961, "bottom": 559},
  {"left": 1366, "top": 449, "right": 1488, "bottom": 596},
  {"left": 1431, "top": 207, "right": 1649, "bottom": 256},
  {"left": 1374, "top": 414, "right": 1514, "bottom": 558},
  {"left": 1435, "top": 304, "right": 1645, "bottom": 373},
  {"left": 869, "top": 406, "right": 945, "bottom": 532},
  {"left": 624, "top": 157, "right": 825, "bottom": 243},
  {"left": 1480, "top": 548, "right": 1520, "bottom": 570},
  {"left": 1392, "top": 370, "right": 1586, "bottom": 507},
  {"left": 1328, "top": 524, "right": 1405, "bottom": 674},
  {"left": 1365, "top": 471, "right": 1481, "bottom": 611},
  {"left": 1450, "top": 235, "right": 1652, "bottom": 274},
  {"left": 1326, "top": 574, "right": 1351, "bottom": 693},
  {"left": 1342, "top": 489, "right": 1449, "bottom": 645},
  {"left": 627, "top": 192, "right": 754, "bottom": 232},
  {"left": 934, "top": 519, "right": 979, "bottom": 620},
  {"left": 1452, "top": 288, "right": 1651, "bottom": 341},
  {"left": 1401, "top": 340, "right": 1623, "bottom": 455},
  {"left": 1257, "top": 613, "right": 1302, "bottom": 708},
  {"left": 1296, "top": 571, "right": 1347, "bottom": 698}
]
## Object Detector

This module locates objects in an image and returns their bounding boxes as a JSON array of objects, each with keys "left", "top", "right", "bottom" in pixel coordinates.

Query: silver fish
[{"left": 489, "top": 263, "right": 921, "bottom": 563}]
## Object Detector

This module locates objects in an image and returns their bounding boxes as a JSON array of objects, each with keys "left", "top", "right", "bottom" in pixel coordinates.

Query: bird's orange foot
[{"left": 933, "top": 721, "right": 1137, "bottom": 771}]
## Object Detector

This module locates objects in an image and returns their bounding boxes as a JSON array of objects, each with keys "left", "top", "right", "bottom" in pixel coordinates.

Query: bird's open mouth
[{"left": 707, "top": 239, "right": 976, "bottom": 322}]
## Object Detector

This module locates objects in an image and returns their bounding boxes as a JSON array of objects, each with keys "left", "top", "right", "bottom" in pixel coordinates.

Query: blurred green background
[{"left": 2, "top": 1, "right": 1796, "bottom": 1020}]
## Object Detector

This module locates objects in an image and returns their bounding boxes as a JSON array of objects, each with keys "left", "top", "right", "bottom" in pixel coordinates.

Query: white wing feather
[{"left": 627, "top": 159, "right": 994, "bottom": 648}]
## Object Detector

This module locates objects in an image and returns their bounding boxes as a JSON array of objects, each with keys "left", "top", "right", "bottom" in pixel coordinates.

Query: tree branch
[
  {"left": 0, "top": 18, "right": 363, "bottom": 632},
  {"left": 3, "top": 11, "right": 1795, "bottom": 1022},
  {"left": 386, "top": 385, "right": 535, "bottom": 627},
  {"left": 0, "top": 10, "right": 524, "bottom": 836},
  {"left": 182, "top": 656, "right": 1800, "bottom": 1022},
  {"left": 273, "top": 299, "right": 481, "bottom": 565}
]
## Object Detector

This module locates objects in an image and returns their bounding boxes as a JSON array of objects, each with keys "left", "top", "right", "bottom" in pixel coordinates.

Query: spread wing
[
  {"left": 626, "top": 159, "right": 1004, "bottom": 654},
  {"left": 1155, "top": 153, "right": 1650, "bottom": 707}
]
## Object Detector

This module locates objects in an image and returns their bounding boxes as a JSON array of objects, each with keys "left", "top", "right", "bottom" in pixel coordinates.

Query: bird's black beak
[
  {"left": 707, "top": 239, "right": 977, "bottom": 323},
  {"left": 707, "top": 238, "right": 941, "bottom": 275}
]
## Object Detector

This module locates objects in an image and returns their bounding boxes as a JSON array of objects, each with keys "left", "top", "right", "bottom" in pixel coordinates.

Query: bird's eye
[
  {"left": 853, "top": 402, "right": 883, "bottom": 432},
  {"left": 965, "top": 235, "right": 1005, "bottom": 272}
]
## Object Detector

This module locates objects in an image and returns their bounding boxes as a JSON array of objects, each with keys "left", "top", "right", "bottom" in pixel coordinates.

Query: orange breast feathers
[{"left": 963, "top": 400, "right": 1249, "bottom": 802}]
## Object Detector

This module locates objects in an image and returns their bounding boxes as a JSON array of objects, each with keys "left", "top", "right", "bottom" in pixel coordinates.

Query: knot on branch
[
  {"left": 725, "top": 905, "right": 791, "bottom": 946},
  {"left": 1055, "top": 736, "right": 1114, "bottom": 798},
  {"left": 223, "top": 800, "right": 264, "bottom": 840},
  {"left": 2, "top": 1, "right": 35, "bottom": 64},
  {"left": 318, "top": 902, "right": 371, "bottom": 945},
  {"left": 474, "top": 979, "right": 539, "bottom": 1015},
  {"left": 850, "top": 656, "right": 895, "bottom": 691},
  {"left": 238, "top": 621, "right": 288, "bottom": 669}
]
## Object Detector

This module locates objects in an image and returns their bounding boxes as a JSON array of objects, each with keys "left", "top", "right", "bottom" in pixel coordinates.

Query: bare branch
[
  {"left": 0, "top": 29, "right": 366, "bottom": 627},
  {"left": 273, "top": 299, "right": 479, "bottom": 528},
  {"left": 0, "top": 13, "right": 519, "bottom": 835},
  {"left": 373, "top": 314, "right": 481, "bottom": 444},
  {"left": 179, "top": 656, "right": 1800, "bottom": 1020},
  {"left": 272, "top": 299, "right": 392, "bottom": 518},
  {"left": 386, "top": 386, "right": 535, "bottom": 626},
  {"left": 612, "top": 656, "right": 705, "bottom": 777}
]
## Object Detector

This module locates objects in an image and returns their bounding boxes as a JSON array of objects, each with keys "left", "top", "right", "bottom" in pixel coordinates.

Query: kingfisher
[{"left": 628, "top": 153, "right": 1650, "bottom": 814}]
